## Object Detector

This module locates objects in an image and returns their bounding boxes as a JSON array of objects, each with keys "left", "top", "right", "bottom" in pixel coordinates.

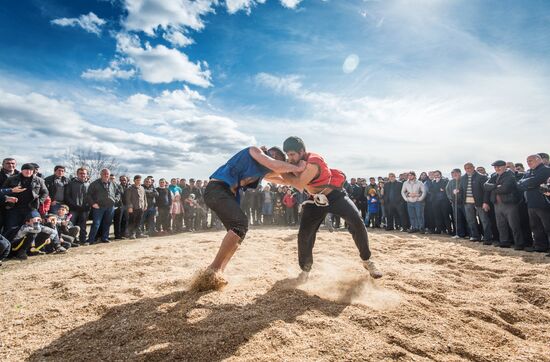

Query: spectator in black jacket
[
  {"left": 518, "top": 154, "right": 550, "bottom": 253},
  {"left": 0, "top": 158, "right": 19, "bottom": 234},
  {"left": 142, "top": 176, "right": 158, "bottom": 236},
  {"left": 446, "top": 168, "right": 467, "bottom": 238},
  {"left": 156, "top": 178, "right": 172, "bottom": 234},
  {"left": 86, "top": 168, "right": 121, "bottom": 244},
  {"left": 113, "top": 175, "right": 130, "bottom": 240},
  {"left": 484, "top": 160, "right": 524, "bottom": 249},
  {"left": 429, "top": 170, "right": 452, "bottom": 235},
  {"left": 2, "top": 163, "right": 49, "bottom": 237},
  {"left": 383, "top": 173, "right": 407, "bottom": 231},
  {"left": 460, "top": 163, "right": 492, "bottom": 243},
  {"left": 65, "top": 167, "right": 90, "bottom": 244},
  {"left": 44, "top": 165, "right": 69, "bottom": 214}
]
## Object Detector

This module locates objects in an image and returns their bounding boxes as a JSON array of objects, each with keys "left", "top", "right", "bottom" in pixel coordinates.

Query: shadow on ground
[{"left": 28, "top": 278, "right": 355, "bottom": 361}]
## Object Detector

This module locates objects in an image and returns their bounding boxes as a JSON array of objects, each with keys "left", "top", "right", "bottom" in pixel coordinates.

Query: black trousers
[
  {"left": 528, "top": 208, "right": 550, "bottom": 251},
  {"left": 157, "top": 207, "right": 171, "bottom": 232},
  {"left": 128, "top": 209, "right": 144, "bottom": 237},
  {"left": 204, "top": 181, "right": 248, "bottom": 239},
  {"left": 433, "top": 199, "right": 452, "bottom": 233},
  {"left": 386, "top": 202, "right": 406, "bottom": 229},
  {"left": 113, "top": 206, "right": 129, "bottom": 238},
  {"left": 495, "top": 203, "right": 524, "bottom": 247},
  {"left": 298, "top": 190, "right": 372, "bottom": 272},
  {"left": 71, "top": 210, "right": 89, "bottom": 243}
]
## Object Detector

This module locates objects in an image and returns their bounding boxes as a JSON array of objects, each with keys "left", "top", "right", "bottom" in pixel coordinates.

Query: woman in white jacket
[{"left": 401, "top": 171, "right": 427, "bottom": 233}]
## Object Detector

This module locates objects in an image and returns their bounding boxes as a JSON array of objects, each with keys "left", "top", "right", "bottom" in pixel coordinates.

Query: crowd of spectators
[{"left": 0, "top": 152, "right": 549, "bottom": 266}]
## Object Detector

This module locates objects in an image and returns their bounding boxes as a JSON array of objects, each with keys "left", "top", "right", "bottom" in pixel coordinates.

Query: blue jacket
[{"left": 367, "top": 197, "right": 380, "bottom": 213}]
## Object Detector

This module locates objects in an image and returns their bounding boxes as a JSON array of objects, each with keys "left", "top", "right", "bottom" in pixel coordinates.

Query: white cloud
[
  {"left": 255, "top": 73, "right": 303, "bottom": 94},
  {"left": 163, "top": 28, "right": 194, "bottom": 47},
  {"left": 51, "top": 12, "right": 106, "bottom": 35},
  {"left": 115, "top": 33, "right": 211, "bottom": 86},
  {"left": 225, "top": 0, "right": 267, "bottom": 14},
  {"left": 280, "top": 0, "right": 302, "bottom": 9},
  {"left": 81, "top": 65, "right": 135, "bottom": 81},
  {"left": 123, "top": 0, "right": 216, "bottom": 35},
  {"left": 252, "top": 67, "right": 550, "bottom": 177},
  {"left": 0, "top": 82, "right": 255, "bottom": 178}
]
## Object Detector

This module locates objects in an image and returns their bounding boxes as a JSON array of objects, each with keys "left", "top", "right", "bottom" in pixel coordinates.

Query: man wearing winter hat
[{"left": 484, "top": 160, "right": 524, "bottom": 249}]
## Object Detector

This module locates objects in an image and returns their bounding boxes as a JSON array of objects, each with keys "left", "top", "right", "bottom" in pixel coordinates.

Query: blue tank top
[{"left": 210, "top": 147, "right": 270, "bottom": 191}]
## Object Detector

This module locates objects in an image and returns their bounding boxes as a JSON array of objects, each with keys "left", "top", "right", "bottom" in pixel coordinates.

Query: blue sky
[{"left": 1, "top": 0, "right": 549, "bottom": 179}]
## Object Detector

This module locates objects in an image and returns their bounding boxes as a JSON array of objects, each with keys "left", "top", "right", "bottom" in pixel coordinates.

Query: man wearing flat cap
[
  {"left": 2, "top": 163, "right": 49, "bottom": 238},
  {"left": 484, "top": 160, "right": 524, "bottom": 249},
  {"left": 518, "top": 154, "right": 550, "bottom": 253}
]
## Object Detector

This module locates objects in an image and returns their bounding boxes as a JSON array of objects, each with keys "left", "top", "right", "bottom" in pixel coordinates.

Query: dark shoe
[
  {"left": 54, "top": 246, "right": 67, "bottom": 254},
  {"left": 492, "top": 242, "right": 501, "bottom": 247},
  {"left": 70, "top": 242, "right": 80, "bottom": 248},
  {"left": 514, "top": 246, "right": 524, "bottom": 251},
  {"left": 15, "top": 250, "right": 28, "bottom": 260},
  {"left": 114, "top": 236, "right": 124, "bottom": 240},
  {"left": 407, "top": 229, "right": 415, "bottom": 233},
  {"left": 499, "top": 243, "right": 512, "bottom": 248},
  {"left": 524, "top": 247, "right": 547, "bottom": 253},
  {"left": 483, "top": 241, "right": 493, "bottom": 246},
  {"left": 469, "top": 237, "right": 480, "bottom": 242},
  {"left": 101, "top": 239, "right": 111, "bottom": 243}
]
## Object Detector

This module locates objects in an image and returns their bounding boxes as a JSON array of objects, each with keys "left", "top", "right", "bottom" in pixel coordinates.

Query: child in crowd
[
  {"left": 55, "top": 205, "right": 81, "bottom": 247},
  {"left": 42, "top": 214, "right": 72, "bottom": 252},
  {"left": 365, "top": 188, "right": 380, "bottom": 228},
  {"left": 170, "top": 190, "right": 184, "bottom": 232},
  {"left": 9, "top": 210, "right": 64, "bottom": 260}
]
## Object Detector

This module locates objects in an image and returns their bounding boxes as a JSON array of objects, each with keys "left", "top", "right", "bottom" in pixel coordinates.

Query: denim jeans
[
  {"left": 142, "top": 207, "right": 157, "bottom": 234},
  {"left": 0, "top": 234, "right": 10, "bottom": 260},
  {"left": 451, "top": 204, "right": 467, "bottom": 237},
  {"left": 407, "top": 202, "right": 424, "bottom": 230},
  {"left": 87, "top": 206, "right": 115, "bottom": 243},
  {"left": 464, "top": 204, "right": 493, "bottom": 241}
]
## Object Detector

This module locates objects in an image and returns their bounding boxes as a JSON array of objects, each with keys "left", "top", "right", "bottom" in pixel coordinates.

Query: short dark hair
[
  {"left": 268, "top": 146, "right": 286, "bottom": 161},
  {"left": 54, "top": 165, "right": 65, "bottom": 172},
  {"left": 538, "top": 152, "right": 549, "bottom": 160},
  {"left": 408, "top": 171, "right": 416, "bottom": 177},
  {"left": 76, "top": 167, "right": 88, "bottom": 174},
  {"left": 283, "top": 136, "right": 305, "bottom": 153},
  {"left": 514, "top": 163, "right": 524, "bottom": 168},
  {"left": 434, "top": 170, "right": 442, "bottom": 175},
  {"left": 134, "top": 175, "right": 142, "bottom": 181},
  {"left": 451, "top": 168, "right": 461, "bottom": 174},
  {"left": 2, "top": 158, "right": 15, "bottom": 164}
]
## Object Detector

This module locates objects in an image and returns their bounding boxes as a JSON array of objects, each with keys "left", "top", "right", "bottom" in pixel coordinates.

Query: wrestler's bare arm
[
  {"left": 249, "top": 146, "right": 306, "bottom": 174},
  {"left": 278, "top": 163, "right": 318, "bottom": 191}
]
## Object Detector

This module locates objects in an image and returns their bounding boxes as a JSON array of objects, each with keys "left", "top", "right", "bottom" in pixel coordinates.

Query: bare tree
[{"left": 61, "top": 147, "right": 128, "bottom": 180}]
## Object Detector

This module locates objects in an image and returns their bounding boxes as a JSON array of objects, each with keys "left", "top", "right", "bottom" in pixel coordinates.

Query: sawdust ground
[{"left": 1, "top": 227, "right": 549, "bottom": 361}]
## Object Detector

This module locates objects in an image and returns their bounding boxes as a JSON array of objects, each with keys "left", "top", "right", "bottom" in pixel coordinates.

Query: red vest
[{"left": 305, "top": 152, "right": 346, "bottom": 189}]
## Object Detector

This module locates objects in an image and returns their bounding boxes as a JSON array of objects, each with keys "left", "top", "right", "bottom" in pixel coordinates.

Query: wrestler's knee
[{"left": 230, "top": 213, "right": 248, "bottom": 242}]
